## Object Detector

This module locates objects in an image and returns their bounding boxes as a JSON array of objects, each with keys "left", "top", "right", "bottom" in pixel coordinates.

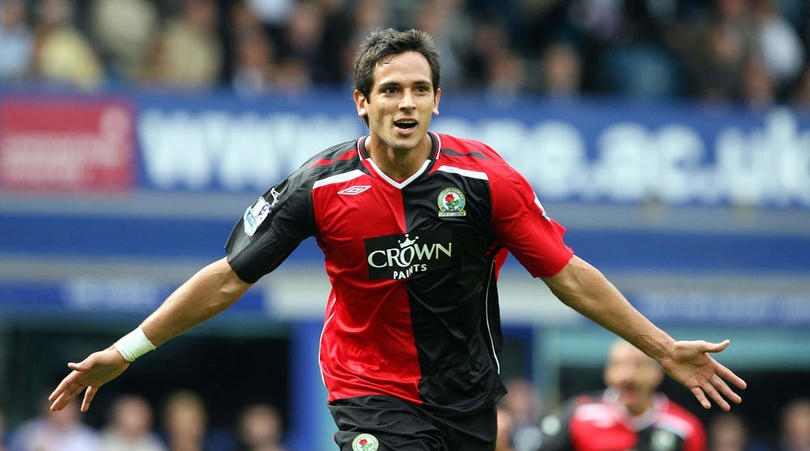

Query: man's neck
[
  {"left": 366, "top": 134, "right": 432, "bottom": 181},
  {"left": 626, "top": 401, "right": 654, "bottom": 417}
]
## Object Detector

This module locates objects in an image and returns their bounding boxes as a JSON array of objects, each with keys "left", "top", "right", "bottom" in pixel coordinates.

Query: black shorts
[{"left": 328, "top": 395, "right": 497, "bottom": 451}]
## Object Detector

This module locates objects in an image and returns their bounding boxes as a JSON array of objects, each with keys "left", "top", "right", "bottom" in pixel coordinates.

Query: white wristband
[{"left": 114, "top": 327, "right": 156, "bottom": 362}]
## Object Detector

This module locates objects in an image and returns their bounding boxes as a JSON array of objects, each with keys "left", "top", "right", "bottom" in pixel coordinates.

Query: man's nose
[{"left": 399, "top": 89, "right": 416, "bottom": 109}]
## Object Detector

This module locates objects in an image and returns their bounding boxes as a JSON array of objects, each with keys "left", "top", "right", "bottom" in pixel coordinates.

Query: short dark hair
[{"left": 353, "top": 28, "right": 441, "bottom": 102}]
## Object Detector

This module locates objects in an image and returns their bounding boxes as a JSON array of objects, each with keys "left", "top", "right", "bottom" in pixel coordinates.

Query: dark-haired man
[{"left": 49, "top": 28, "right": 745, "bottom": 451}]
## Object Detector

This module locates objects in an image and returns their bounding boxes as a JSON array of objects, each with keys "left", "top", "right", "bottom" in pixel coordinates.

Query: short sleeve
[
  {"left": 225, "top": 168, "right": 317, "bottom": 283},
  {"left": 490, "top": 167, "right": 573, "bottom": 277}
]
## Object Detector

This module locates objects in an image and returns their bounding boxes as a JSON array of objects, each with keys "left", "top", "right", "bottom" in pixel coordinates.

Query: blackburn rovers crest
[
  {"left": 438, "top": 187, "right": 466, "bottom": 217},
  {"left": 352, "top": 433, "right": 379, "bottom": 451}
]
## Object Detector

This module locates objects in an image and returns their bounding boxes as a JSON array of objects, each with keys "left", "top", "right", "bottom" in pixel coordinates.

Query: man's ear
[
  {"left": 433, "top": 88, "right": 441, "bottom": 115},
  {"left": 353, "top": 90, "right": 368, "bottom": 120}
]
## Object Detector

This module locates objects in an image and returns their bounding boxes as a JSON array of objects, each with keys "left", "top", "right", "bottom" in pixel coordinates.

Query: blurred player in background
[
  {"left": 11, "top": 398, "right": 99, "bottom": 450},
  {"left": 707, "top": 413, "right": 754, "bottom": 451},
  {"left": 99, "top": 394, "right": 166, "bottom": 451},
  {"left": 236, "top": 403, "right": 286, "bottom": 451},
  {"left": 780, "top": 399, "right": 810, "bottom": 451},
  {"left": 539, "top": 340, "right": 706, "bottom": 451},
  {"left": 49, "top": 28, "right": 746, "bottom": 451},
  {"left": 161, "top": 390, "right": 210, "bottom": 451}
]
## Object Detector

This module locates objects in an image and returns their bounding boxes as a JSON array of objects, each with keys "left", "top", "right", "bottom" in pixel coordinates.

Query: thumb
[
  {"left": 704, "top": 339, "right": 730, "bottom": 353},
  {"left": 68, "top": 358, "right": 92, "bottom": 372}
]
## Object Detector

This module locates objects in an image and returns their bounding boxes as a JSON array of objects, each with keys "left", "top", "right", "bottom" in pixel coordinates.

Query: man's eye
[{"left": 384, "top": 87, "right": 397, "bottom": 94}]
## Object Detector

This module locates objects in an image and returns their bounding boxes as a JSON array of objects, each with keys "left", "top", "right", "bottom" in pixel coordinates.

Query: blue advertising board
[
  {"left": 131, "top": 91, "right": 810, "bottom": 208},
  {"left": 1, "top": 90, "right": 809, "bottom": 325}
]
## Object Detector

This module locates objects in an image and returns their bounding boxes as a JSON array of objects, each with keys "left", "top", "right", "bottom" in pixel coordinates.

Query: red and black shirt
[
  {"left": 226, "top": 132, "right": 573, "bottom": 413},
  {"left": 539, "top": 390, "right": 707, "bottom": 451}
]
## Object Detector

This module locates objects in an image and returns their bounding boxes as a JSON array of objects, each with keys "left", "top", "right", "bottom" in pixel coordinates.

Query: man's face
[
  {"left": 354, "top": 51, "right": 440, "bottom": 153},
  {"left": 603, "top": 341, "right": 663, "bottom": 415}
]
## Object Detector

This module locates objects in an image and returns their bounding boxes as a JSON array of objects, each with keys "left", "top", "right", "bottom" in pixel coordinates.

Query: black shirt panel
[{"left": 226, "top": 140, "right": 358, "bottom": 283}]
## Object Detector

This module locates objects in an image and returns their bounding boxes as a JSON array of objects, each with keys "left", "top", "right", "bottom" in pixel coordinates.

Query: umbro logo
[{"left": 338, "top": 185, "right": 371, "bottom": 195}]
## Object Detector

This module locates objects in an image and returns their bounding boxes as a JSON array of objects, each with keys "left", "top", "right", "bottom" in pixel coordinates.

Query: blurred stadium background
[{"left": 1, "top": 0, "right": 810, "bottom": 450}]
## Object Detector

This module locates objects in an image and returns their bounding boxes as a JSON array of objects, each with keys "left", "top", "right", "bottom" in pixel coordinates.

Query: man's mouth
[{"left": 394, "top": 119, "right": 418, "bottom": 131}]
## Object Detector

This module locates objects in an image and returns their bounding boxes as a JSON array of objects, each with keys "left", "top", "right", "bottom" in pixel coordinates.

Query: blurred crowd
[
  {"left": 1, "top": 386, "right": 808, "bottom": 451},
  {"left": 494, "top": 379, "right": 810, "bottom": 451},
  {"left": 0, "top": 391, "right": 286, "bottom": 451},
  {"left": 1, "top": 0, "right": 810, "bottom": 108}
]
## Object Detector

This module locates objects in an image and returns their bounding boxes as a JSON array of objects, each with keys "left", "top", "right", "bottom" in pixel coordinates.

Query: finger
[
  {"left": 81, "top": 386, "right": 99, "bottom": 413},
  {"left": 690, "top": 386, "right": 711, "bottom": 409},
  {"left": 59, "top": 383, "right": 86, "bottom": 410},
  {"left": 50, "top": 390, "right": 77, "bottom": 411},
  {"left": 712, "top": 359, "right": 747, "bottom": 390},
  {"left": 711, "top": 374, "right": 742, "bottom": 405},
  {"left": 49, "top": 382, "right": 74, "bottom": 409},
  {"left": 702, "top": 382, "right": 730, "bottom": 411},
  {"left": 49, "top": 371, "right": 80, "bottom": 402},
  {"left": 49, "top": 373, "right": 83, "bottom": 403}
]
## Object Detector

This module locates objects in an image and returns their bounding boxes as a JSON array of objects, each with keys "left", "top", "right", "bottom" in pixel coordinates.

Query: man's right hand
[{"left": 49, "top": 346, "right": 130, "bottom": 413}]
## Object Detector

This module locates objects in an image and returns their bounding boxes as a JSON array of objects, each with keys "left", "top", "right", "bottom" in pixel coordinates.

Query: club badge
[
  {"left": 352, "top": 433, "right": 379, "bottom": 451},
  {"left": 438, "top": 187, "right": 466, "bottom": 217}
]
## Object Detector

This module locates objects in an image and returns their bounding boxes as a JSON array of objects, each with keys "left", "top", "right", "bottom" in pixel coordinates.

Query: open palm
[
  {"left": 659, "top": 339, "right": 746, "bottom": 411},
  {"left": 49, "top": 347, "right": 130, "bottom": 413}
]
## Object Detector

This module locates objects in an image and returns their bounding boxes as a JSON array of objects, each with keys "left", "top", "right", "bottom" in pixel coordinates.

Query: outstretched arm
[
  {"left": 49, "top": 257, "right": 251, "bottom": 412},
  {"left": 542, "top": 255, "right": 746, "bottom": 410}
]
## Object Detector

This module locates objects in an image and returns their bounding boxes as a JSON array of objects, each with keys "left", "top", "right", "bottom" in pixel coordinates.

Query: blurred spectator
[
  {"left": 283, "top": 1, "right": 322, "bottom": 64},
  {"left": 716, "top": 0, "right": 751, "bottom": 29},
  {"left": 484, "top": 49, "right": 525, "bottom": 106},
  {"left": 10, "top": 398, "right": 99, "bottom": 451},
  {"left": 231, "top": 27, "right": 277, "bottom": 96},
  {"left": 32, "top": 0, "right": 104, "bottom": 89},
  {"left": 0, "top": 0, "right": 31, "bottom": 82},
  {"left": 161, "top": 390, "right": 208, "bottom": 451},
  {"left": 752, "top": 0, "right": 804, "bottom": 86},
  {"left": 539, "top": 340, "right": 706, "bottom": 451},
  {"left": 688, "top": 20, "right": 749, "bottom": 104},
  {"left": 708, "top": 413, "right": 748, "bottom": 451},
  {"left": 99, "top": 395, "right": 166, "bottom": 451},
  {"left": 236, "top": 404, "right": 286, "bottom": 451},
  {"left": 89, "top": 0, "right": 158, "bottom": 82},
  {"left": 780, "top": 398, "right": 810, "bottom": 451},
  {"left": 245, "top": 0, "right": 294, "bottom": 27},
  {"left": 469, "top": 20, "right": 525, "bottom": 100},
  {"left": 568, "top": 0, "right": 624, "bottom": 42},
  {"left": 536, "top": 41, "right": 582, "bottom": 98},
  {"left": 351, "top": 0, "right": 392, "bottom": 36},
  {"left": 149, "top": 0, "right": 223, "bottom": 89},
  {"left": 600, "top": 42, "right": 680, "bottom": 99},
  {"left": 743, "top": 58, "right": 775, "bottom": 109},
  {"left": 413, "top": 0, "right": 472, "bottom": 90},
  {"left": 342, "top": 0, "right": 393, "bottom": 84},
  {"left": 1, "top": 0, "right": 809, "bottom": 102},
  {"left": 471, "top": 20, "right": 510, "bottom": 86},
  {"left": 499, "top": 378, "right": 545, "bottom": 451},
  {"left": 274, "top": 58, "right": 311, "bottom": 94},
  {"left": 312, "top": 0, "right": 353, "bottom": 85}
]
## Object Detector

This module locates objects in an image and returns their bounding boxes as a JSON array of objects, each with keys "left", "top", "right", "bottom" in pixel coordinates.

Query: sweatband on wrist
[{"left": 114, "top": 327, "right": 156, "bottom": 362}]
